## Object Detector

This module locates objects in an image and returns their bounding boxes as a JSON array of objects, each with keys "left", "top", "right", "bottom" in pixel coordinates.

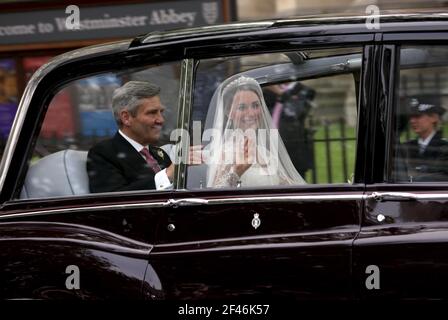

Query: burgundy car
[{"left": 1, "top": 13, "right": 448, "bottom": 300}]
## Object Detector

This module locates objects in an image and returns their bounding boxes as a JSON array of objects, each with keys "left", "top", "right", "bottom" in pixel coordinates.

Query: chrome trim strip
[
  {"left": 0, "top": 194, "right": 364, "bottom": 220},
  {"left": 0, "top": 40, "right": 131, "bottom": 194},
  {"left": 206, "top": 194, "right": 365, "bottom": 205},
  {"left": 0, "top": 201, "right": 166, "bottom": 220},
  {"left": 142, "top": 22, "right": 273, "bottom": 44},
  {"left": 4, "top": 192, "right": 448, "bottom": 221},
  {"left": 367, "top": 191, "right": 448, "bottom": 201},
  {"left": 173, "top": 59, "right": 194, "bottom": 189}
]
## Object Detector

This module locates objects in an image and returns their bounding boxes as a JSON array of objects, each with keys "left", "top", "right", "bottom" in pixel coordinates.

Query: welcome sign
[{"left": 0, "top": 0, "right": 230, "bottom": 45}]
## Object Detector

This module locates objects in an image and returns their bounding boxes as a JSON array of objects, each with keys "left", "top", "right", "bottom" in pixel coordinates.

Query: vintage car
[{"left": 1, "top": 12, "right": 448, "bottom": 300}]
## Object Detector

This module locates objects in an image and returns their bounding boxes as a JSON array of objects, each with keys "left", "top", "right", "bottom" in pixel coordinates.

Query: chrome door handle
[
  {"left": 369, "top": 192, "right": 418, "bottom": 202},
  {"left": 164, "top": 198, "right": 209, "bottom": 207}
]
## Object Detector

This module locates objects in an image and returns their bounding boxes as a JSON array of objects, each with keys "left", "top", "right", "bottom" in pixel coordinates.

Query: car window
[
  {"left": 18, "top": 61, "right": 181, "bottom": 200},
  {"left": 186, "top": 48, "right": 362, "bottom": 189},
  {"left": 391, "top": 46, "right": 448, "bottom": 183}
]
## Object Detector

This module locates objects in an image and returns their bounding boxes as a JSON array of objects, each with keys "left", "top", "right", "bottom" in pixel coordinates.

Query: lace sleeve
[{"left": 213, "top": 165, "right": 240, "bottom": 188}]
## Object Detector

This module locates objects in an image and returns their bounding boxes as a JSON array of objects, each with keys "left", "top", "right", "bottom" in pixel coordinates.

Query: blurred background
[{"left": 1, "top": 0, "right": 446, "bottom": 184}]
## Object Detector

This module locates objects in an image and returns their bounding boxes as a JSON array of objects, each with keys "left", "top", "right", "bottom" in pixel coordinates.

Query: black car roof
[{"left": 133, "top": 12, "right": 448, "bottom": 47}]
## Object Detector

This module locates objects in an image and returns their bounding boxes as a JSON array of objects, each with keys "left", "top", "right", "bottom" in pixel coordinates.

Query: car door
[
  {"left": 0, "top": 42, "right": 186, "bottom": 300},
  {"left": 146, "top": 35, "right": 374, "bottom": 299},
  {"left": 354, "top": 35, "right": 448, "bottom": 300}
]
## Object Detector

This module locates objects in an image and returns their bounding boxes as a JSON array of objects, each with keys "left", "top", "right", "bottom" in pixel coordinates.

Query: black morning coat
[{"left": 87, "top": 132, "right": 172, "bottom": 193}]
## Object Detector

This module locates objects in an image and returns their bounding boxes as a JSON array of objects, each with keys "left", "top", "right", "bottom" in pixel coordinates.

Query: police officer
[{"left": 402, "top": 97, "right": 448, "bottom": 182}]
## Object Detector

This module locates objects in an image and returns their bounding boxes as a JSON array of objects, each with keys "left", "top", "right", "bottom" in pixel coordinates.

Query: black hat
[{"left": 408, "top": 97, "right": 446, "bottom": 116}]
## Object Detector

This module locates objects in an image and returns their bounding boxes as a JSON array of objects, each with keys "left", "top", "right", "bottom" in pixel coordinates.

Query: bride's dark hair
[{"left": 223, "top": 83, "right": 263, "bottom": 116}]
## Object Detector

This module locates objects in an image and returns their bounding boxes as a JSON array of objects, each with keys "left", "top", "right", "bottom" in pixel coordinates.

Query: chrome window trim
[
  {"left": 173, "top": 58, "right": 194, "bottom": 189},
  {"left": 206, "top": 194, "right": 365, "bottom": 205},
  {"left": 0, "top": 194, "right": 365, "bottom": 220},
  {"left": 367, "top": 191, "right": 448, "bottom": 201},
  {"left": 3, "top": 192, "right": 447, "bottom": 220},
  {"left": 0, "top": 40, "right": 131, "bottom": 195}
]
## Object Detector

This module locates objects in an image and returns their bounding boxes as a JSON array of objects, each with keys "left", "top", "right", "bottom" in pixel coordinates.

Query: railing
[{"left": 307, "top": 117, "right": 356, "bottom": 184}]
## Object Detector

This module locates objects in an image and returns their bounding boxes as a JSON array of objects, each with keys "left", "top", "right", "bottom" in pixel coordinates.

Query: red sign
[{"left": 23, "top": 57, "right": 76, "bottom": 139}]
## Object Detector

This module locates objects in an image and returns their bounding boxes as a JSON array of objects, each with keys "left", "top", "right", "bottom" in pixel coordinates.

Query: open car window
[
  {"left": 18, "top": 61, "right": 181, "bottom": 200},
  {"left": 187, "top": 47, "right": 362, "bottom": 189}
]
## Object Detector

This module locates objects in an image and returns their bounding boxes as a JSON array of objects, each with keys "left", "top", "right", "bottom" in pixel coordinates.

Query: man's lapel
[{"left": 112, "top": 133, "right": 148, "bottom": 170}]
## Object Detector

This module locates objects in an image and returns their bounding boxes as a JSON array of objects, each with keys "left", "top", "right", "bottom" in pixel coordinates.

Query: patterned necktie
[{"left": 140, "top": 147, "right": 161, "bottom": 173}]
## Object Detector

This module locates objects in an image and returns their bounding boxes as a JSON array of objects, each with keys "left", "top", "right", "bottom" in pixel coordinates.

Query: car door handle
[
  {"left": 164, "top": 198, "right": 209, "bottom": 207},
  {"left": 368, "top": 192, "right": 418, "bottom": 202}
]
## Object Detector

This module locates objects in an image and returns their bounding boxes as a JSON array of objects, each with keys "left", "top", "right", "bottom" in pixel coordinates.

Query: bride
[{"left": 203, "top": 75, "right": 306, "bottom": 188}]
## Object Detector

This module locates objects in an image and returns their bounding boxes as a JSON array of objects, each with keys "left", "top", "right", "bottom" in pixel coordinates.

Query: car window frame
[
  {"left": 0, "top": 44, "right": 190, "bottom": 204},
  {"left": 182, "top": 35, "right": 375, "bottom": 192},
  {"left": 381, "top": 35, "right": 448, "bottom": 186}
]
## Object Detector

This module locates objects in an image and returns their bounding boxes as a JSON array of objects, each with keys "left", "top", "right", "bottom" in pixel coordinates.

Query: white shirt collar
[
  {"left": 118, "top": 130, "right": 147, "bottom": 153},
  {"left": 418, "top": 130, "right": 436, "bottom": 148}
]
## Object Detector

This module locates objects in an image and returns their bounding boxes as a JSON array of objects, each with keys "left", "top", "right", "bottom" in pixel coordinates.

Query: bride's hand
[
  {"left": 234, "top": 137, "right": 253, "bottom": 176},
  {"left": 188, "top": 145, "right": 203, "bottom": 165}
]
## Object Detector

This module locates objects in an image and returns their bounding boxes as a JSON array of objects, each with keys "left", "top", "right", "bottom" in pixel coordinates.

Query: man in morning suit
[
  {"left": 87, "top": 81, "right": 174, "bottom": 193},
  {"left": 401, "top": 97, "right": 448, "bottom": 182}
]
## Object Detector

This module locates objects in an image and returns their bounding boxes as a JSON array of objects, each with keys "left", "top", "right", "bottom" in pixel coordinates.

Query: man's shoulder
[
  {"left": 403, "top": 139, "right": 418, "bottom": 146},
  {"left": 88, "top": 135, "right": 121, "bottom": 156},
  {"left": 434, "top": 135, "right": 448, "bottom": 144},
  {"left": 89, "top": 138, "right": 114, "bottom": 151}
]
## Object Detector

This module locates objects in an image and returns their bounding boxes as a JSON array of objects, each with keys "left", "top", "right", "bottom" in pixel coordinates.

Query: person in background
[
  {"left": 401, "top": 97, "right": 448, "bottom": 182},
  {"left": 263, "top": 82, "right": 315, "bottom": 177}
]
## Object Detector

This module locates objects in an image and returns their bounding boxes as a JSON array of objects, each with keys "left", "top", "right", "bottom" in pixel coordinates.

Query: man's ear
[{"left": 120, "top": 110, "right": 131, "bottom": 126}]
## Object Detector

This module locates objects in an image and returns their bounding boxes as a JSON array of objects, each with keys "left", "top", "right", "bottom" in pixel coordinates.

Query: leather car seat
[{"left": 20, "top": 149, "right": 89, "bottom": 199}]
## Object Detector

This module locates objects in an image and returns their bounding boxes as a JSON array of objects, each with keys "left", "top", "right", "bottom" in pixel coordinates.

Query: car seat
[{"left": 20, "top": 149, "right": 89, "bottom": 199}]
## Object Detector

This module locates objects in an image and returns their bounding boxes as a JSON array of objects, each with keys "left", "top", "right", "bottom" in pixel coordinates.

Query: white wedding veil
[{"left": 202, "top": 75, "right": 306, "bottom": 187}]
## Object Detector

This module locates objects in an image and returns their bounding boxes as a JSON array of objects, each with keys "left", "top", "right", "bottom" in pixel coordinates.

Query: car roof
[{"left": 134, "top": 12, "right": 448, "bottom": 46}]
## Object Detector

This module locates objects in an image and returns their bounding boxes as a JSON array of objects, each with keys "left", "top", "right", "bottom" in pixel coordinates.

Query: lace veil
[{"left": 202, "top": 75, "right": 306, "bottom": 187}]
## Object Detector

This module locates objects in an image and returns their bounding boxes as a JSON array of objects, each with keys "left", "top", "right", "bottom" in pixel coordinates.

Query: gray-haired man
[{"left": 87, "top": 81, "right": 174, "bottom": 193}]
